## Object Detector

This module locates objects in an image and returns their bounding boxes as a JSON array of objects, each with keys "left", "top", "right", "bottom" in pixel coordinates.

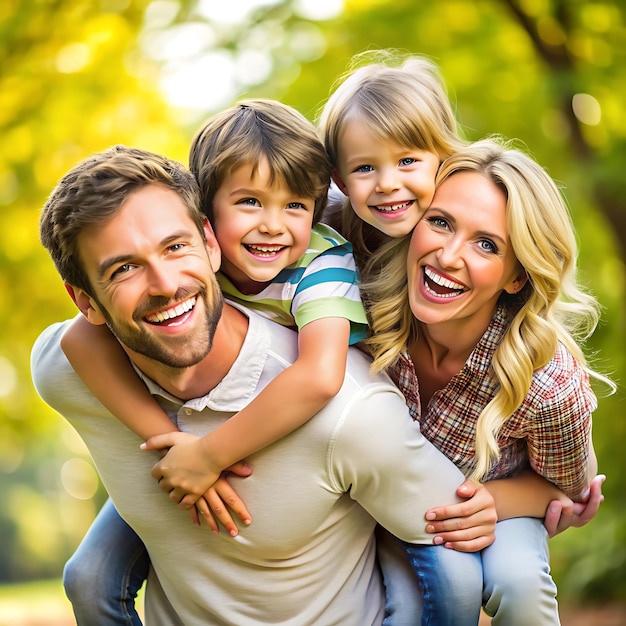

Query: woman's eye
[
  {"left": 427, "top": 216, "right": 449, "bottom": 229},
  {"left": 478, "top": 239, "right": 497, "bottom": 254}
]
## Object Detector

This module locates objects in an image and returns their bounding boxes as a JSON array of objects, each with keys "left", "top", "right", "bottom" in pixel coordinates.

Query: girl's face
[
  {"left": 212, "top": 158, "right": 315, "bottom": 294},
  {"left": 407, "top": 170, "right": 526, "bottom": 329},
  {"left": 333, "top": 118, "right": 440, "bottom": 238}
]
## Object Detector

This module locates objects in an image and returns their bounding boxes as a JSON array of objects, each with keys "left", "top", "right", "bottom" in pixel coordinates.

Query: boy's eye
[
  {"left": 286, "top": 202, "right": 308, "bottom": 210},
  {"left": 354, "top": 164, "right": 374, "bottom": 173},
  {"left": 240, "top": 197, "right": 260, "bottom": 206}
]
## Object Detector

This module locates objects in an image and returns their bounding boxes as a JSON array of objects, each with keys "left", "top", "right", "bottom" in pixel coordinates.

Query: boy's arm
[
  {"left": 61, "top": 316, "right": 176, "bottom": 440},
  {"left": 146, "top": 316, "right": 351, "bottom": 508}
]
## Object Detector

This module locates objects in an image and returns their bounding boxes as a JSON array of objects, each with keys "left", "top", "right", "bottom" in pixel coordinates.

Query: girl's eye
[
  {"left": 399, "top": 158, "right": 417, "bottom": 166},
  {"left": 354, "top": 164, "right": 374, "bottom": 173}
]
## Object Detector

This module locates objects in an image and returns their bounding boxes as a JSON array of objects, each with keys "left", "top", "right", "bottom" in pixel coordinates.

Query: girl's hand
[
  {"left": 544, "top": 474, "right": 605, "bottom": 538},
  {"left": 424, "top": 479, "right": 497, "bottom": 552}
]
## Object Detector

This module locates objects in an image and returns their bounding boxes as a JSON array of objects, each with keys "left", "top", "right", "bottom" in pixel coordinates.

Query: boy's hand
[
  {"left": 424, "top": 479, "right": 497, "bottom": 552},
  {"left": 544, "top": 474, "right": 605, "bottom": 538},
  {"left": 142, "top": 431, "right": 224, "bottom": 508},
  {"left": 189, "top": 463, "right": 253, "bottom": 536}
]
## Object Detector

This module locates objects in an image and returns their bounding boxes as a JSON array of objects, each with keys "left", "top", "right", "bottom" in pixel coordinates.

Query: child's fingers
[
  {"left": 204, "top": 487, "right": 240, "bottom": 537},
  {"left": 213, "top": 480, "right": 252, "bottom": 525},
  {"left": 194, "top": 498, "right": 219, "bottom": 534}
]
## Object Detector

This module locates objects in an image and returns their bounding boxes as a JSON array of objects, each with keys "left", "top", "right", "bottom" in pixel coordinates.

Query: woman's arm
[{"left": 145, "top": 317, "right": 351, "bottom": 507}]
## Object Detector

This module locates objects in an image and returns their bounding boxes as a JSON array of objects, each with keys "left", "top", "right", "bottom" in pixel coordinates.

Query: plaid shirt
[{"left": 390, "top": 304, "right": 597, "bottom": 500}]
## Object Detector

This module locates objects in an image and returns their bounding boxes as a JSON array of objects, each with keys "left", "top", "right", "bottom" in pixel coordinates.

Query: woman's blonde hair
[
  {"left": 362, "top": 136, "right": 614, "bottom": 480},
  {"left": 317, "top": 49, "right": 467, "bottom": 265}
]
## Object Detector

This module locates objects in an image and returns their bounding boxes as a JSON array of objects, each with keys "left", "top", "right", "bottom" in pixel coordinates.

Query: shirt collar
[{"left": 135, "top": 302, "right": 270, "bottom": 412}]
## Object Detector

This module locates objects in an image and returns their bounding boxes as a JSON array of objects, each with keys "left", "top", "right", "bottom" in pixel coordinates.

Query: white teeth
[
  {"left": 375, "top": 201, "right": 412, "bottom": 212},
  {"left": 146, "top": 297, "right": 196, "bottom": 323},
  {"left": 424, "top": 267, "right": 465, "bottom": 291},
  {"left": 246, "top": 244, "right": 285, "bottom": 255}
]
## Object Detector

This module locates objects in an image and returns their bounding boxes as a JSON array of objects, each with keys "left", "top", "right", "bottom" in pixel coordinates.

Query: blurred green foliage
[{"left": 1, "top": 0, "right": 624, "bottom": 605}]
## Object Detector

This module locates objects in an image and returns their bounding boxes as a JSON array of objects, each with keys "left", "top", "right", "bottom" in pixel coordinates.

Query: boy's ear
[
  {"left": 202, "top": 217, "right": 222, "bottom": 273},
  {"left": 331, "top": 169, "right": 348, "bottom": 196},
  {"left": 65, "top": 283, "right": 107, "bottom": 325}
]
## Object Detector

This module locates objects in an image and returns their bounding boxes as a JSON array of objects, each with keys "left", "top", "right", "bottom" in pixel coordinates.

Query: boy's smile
[{"left": 212, "top": 158, "right": 316, "bottom": 294}]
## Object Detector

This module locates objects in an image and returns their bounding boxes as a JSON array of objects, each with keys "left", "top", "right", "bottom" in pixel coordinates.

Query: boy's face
[
  {"left": 333, "top": 118, "right": 440, "bottom": 238},
  {"left": 212, "top": 158, "right": 315, "bottom": 294}
]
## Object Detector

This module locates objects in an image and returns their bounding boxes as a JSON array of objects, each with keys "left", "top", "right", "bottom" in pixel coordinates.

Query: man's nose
[{"left": 146, "top": 263, "right": 178, "bottom": 296}]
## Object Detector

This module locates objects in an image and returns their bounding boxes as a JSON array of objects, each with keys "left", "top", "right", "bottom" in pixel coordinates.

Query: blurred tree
[{"left": 2, "top": 0, "right": 624, "bottom": 606}]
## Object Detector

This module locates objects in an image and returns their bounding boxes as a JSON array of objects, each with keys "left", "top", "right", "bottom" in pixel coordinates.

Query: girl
[{"left": 360, "top": 137, "right": 614, "bottom": 625}]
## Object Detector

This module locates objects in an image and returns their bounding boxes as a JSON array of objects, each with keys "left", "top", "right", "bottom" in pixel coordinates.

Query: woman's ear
[
  {"left": 331, "top": 169, "right": 348, "bottom": 196},
  {"left": 65, "top": 284, "right": 107, "bottom": 325},
  {"left": 504, "top": 267, "right": 529, "bottom": 295}
]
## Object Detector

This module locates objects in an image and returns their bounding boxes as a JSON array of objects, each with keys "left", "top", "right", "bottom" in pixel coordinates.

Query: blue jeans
[
  {"left": 63, "top": 499, "right": 149, "bottom": 626},
  {"left": 380, "top": 518, "right": 559, "bottom": 626},
  {"left": 482, "top": 517, "right": 559, "bottom": 625}
]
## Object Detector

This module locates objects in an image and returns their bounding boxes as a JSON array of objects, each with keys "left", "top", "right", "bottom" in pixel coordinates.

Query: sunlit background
[{"left": 1, "top": 0, "right": 625, "bottom": 622}]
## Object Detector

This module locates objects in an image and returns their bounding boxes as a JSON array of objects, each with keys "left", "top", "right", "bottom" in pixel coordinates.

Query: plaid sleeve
[{"left": 525, "top": 344, "right": 597, "bottom": 501}]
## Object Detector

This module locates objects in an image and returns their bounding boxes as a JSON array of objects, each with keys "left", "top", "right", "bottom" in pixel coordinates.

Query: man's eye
[
  {"left": 169, "top": 243, "right": 185, "bottom": 252},
  {"left": 111, "top": 264, "right": 133, "bottom": 278}
]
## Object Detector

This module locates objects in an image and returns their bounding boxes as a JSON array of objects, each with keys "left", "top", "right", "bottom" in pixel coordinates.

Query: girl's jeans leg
[
  {"left": 63, "top": 498, "right": 150, "bottom": 626},
  {"left": 482, "top": 517, "right": 559, "bottom": 626}
]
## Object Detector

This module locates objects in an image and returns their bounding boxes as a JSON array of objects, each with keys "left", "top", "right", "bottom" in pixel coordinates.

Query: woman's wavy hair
[
  {"left": 362, "top": 136, "right": 615, "bottom": 480},
  {"left": 317, "top": 49, "right": 467, "bottom": 265}
]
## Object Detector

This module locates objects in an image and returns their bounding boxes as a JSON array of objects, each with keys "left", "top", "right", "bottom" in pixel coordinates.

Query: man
[{"left": 31, "top": 145, "right": 494, "bottom": 624}]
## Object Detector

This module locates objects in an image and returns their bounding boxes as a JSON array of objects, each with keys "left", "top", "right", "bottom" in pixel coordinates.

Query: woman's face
[{"left": 407, "top": 170, "right": 526, "bottom": 329}]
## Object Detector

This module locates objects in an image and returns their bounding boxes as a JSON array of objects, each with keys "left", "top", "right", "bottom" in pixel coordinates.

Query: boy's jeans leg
[{"left": 63, "top": 498, "right": 149, "bottom": 626}]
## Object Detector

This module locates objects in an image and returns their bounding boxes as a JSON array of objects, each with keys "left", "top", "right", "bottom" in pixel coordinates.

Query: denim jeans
[
  {"left": 380, "top": 517, "right": 559, "bottom": 626},
  {"left": 482, "top": 517, "right": 559, "bottom": 625},
  {"left": 63, "top": 499, "right": 149, "bottom": 626}
]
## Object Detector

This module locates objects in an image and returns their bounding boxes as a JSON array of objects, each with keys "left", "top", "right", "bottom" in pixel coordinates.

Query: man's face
[{"left": 75, "top": 183, "right": 224, "bottom": 368}]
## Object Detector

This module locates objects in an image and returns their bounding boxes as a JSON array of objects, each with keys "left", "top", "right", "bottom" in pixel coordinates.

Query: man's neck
[{"left": 131, "top": 304, "right": 249, "bottom": 401}]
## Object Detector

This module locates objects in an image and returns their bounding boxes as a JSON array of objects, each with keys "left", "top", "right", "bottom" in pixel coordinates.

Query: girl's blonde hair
[
  {"left": 362, "top": 136, "right": 614, "bottom": 480},
  {"left": 317, "top": 50, "right": 467, "bottom": 264}
]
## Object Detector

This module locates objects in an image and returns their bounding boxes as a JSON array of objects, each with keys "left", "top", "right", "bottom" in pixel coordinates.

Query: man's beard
[{"left": 97, "top": 280, "right": 224, "bottom": 369}]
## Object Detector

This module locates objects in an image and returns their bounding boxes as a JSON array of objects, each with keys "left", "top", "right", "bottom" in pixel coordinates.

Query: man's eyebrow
[{"left": 96, "top": 229, "right": 196, "bottom": 280}]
